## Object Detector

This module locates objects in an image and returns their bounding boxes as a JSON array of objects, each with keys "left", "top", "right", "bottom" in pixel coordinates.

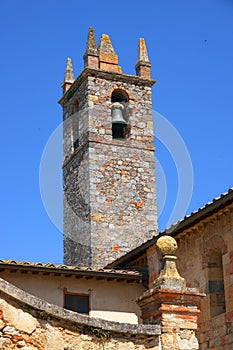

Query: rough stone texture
[
  {"left": 62, "top": 57, "right": 75, "bottom": 94},
  {"left": 0, "top": 277, "right": 160, "bottom": 349},
  {"left": 135, "top": 38, "right": 151, "bottom": 78},
  {"left": 152, "top": 235, "right": 186, "bottom": 292},
  {"left": 83, "top": 27, "right": 99, "bottom": 69},
  {"left": 147, "top": 203, "right": 233, "bottom": 349},
  {"left": 97, "top": 33, "right": 122, "bottom": 73},
  {"left": 61, "top": 43, "right": 157, "bottom": 267},
  {"left": 175, "top": 205, "right": 233, "bottom": 350},
  {"left": 138, "top": 235, "right": 204, "bottom": 350}
]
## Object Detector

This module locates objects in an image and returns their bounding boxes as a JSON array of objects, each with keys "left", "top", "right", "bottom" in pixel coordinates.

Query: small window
[
  {"left": 208, "top": 249, "right": 226, "bottom": 317},
  {"left": 73, "top": 139, "right": 79, "bottom": 150},
  {"left": 64, "top": 293, "right": 89, "bottom": 315}
]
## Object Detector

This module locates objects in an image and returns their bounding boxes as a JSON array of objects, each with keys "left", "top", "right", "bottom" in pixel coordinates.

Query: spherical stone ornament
[{"left": 156, "top": 235, "right": 178, "bottom": 256}]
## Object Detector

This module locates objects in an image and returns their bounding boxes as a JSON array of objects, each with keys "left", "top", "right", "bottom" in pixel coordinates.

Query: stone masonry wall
[
  {"left": 0, "top": 278, "right": 160, "bottom": 350},
  {"left": 89, "top": 142, "right": 156, "bottom": 266},
  {"left": 147, "top": 204, "right": 233, "bottom": 349},
  {"left": 63, "top": 144, "right": 91, "bottom": 266},
  {"left": 62, "top": 70, "right": 157, "bottom": 267},
  {"left": 175, "top": 206, "right": 233, "bottom": 350}
]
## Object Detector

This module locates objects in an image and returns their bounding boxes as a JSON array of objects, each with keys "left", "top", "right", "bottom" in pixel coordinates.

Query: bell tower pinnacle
[
  {"left": 59, "top": 28, "right": 158, "bottom": 267},
  {"left": 62, "top": 57, "right": 75, "bottom": 94},
  {"left": 83, "top": 27, "right": 99, "bottom": 69},
  {"left": 135, "top": 38, "right": 151, "bottom": 79}
]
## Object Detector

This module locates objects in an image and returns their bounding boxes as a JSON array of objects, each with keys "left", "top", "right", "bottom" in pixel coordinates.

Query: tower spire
[
  {"left": 98, "top": 34, "right": 122, "bottom": 73},
  {"left": 83, "top": 27, "right": 99, "bottom": 69},
  {"left": 98, "top": 34, "right": 115, "bottom": 54},
  {"left": 62, "top": 57, "right": 75, "bottom": 94},
  {"left": 135, "top": 38, "right": 151, "bottom": 79}
]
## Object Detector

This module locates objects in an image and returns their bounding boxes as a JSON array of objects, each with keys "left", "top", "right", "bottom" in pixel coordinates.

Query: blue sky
[{"left": 0, "top": 0, "right": 233, "bottom": 263}]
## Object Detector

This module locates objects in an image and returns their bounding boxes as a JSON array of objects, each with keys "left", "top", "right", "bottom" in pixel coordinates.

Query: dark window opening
[
  {"left": 111, "top": 89, "right": 128, "bottom": 103},
  {"left": 64, "top": 293, "right": 89, "bottom": 315},
  {"left": 73, "top": 139, "right": 79, "bottom": 150},
  {"left": 112, "top": 123, "right": 126, "bottom": 139},
  {"left": 208, "top": 249, "right": 226, "bottom": 318}
]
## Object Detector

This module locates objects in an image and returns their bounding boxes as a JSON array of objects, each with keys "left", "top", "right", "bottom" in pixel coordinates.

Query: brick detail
[
  {"left": 99, "top": 62, "right": 122, "bottom": 73},
  {"left": 84, "top": 54, "right": 99, "bottom": 69},
  {"left": 159, "top": 205, "right": 233, "bottom": 349},
  {"left": 61, "top": 53, "right": 156, "bottom": 267},
  {"left": 138, "top": 289, "right": 204, "bottom": 350},
  {"left": 135, "top": 63, "right": 151, "bottom": 79},
  {"left": 99, "top": 52, "right": 118, "bottom": 65}
]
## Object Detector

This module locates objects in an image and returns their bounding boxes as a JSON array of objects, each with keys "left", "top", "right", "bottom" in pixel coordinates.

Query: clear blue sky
[{"left": 1, "top": 0, "right": 232, "bottom": 263}]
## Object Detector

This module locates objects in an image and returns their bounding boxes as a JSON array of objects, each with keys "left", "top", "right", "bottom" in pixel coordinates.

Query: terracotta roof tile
[
  {"left": 0, "top": 260, "right": 141, "bottom": 277},
  {"left": 107, "top": 187, "right": 233, "bottom": 268}
]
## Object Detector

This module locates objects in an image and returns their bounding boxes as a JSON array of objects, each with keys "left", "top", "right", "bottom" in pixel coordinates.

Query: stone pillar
[
  {"left": 137, "top": 235, "right": 205, "bottom": 350},
  {"left": 135, "top": 38, "right": 151, "bottom": 79},
  {"left": 97, "top": 34, "right": 122, "bottom": 73},
  {"left": 83, "top": 27, "right": 99, "bottom": 69},
  {"left": 61, "top": 57, "right": 75, "bottom": 94}
]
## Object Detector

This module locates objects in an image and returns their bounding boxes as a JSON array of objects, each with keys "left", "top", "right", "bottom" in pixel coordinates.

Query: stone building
[
  {"left": 60, "top": 28, "right": 157, "bottom": 268},
  {"left": 0, "top": 28, "right": 232, "bottom": 349},
  {"left": 109, "top": 188, "right": 233, "bottom": 349}
]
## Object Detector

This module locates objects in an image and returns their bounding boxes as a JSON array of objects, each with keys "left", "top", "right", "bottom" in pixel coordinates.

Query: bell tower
[{"left": 59, "top": 28, "right": 157, "bottom": 267}]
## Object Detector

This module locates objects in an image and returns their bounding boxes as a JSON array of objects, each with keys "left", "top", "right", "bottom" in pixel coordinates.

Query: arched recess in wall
[
  {"left": 71, "top": 98, "right": 80, "bottom": 150},
  {"left": 111, "top": 89, "right": 129, "bottom": 139},
  {"left": 206, "top": 236, "right": 227, "bottom": 318}
]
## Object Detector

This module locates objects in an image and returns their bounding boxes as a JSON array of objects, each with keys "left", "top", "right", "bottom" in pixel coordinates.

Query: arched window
[
  {"left": 111, "top": 89, "right": 129, "bottom": 139},
  {"left": 208, "top": 249, "right": 226, "bottom": 317},
  {"left": 111, "top": 89, "right": 128, "bottom": 103}
]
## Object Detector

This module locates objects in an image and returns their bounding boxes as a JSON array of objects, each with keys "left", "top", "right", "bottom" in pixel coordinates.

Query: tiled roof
[
  {"left": 107, "top": 187, "right": 233, "bottom": 268},
  {"left": 162, "top": 187, "right": 233, "bottom": 234},
  {"left": 0, "top": 260, "right": 141, "bottom": 280}
]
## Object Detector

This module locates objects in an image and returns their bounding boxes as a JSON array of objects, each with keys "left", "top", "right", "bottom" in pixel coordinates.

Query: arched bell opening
[{"left": 111, "top": 89, "right": 129, "bottom": 139}]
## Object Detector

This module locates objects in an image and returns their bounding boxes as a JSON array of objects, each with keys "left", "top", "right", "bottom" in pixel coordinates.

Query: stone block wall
[
  {"left": 63, "top": 144, "right": 91, "bottom": 266},
  {"left": 89, "top": 141, "right": 157, "bottom": 267},
  {"left": 147, "top": 204, "right": 233, "bottom": 349},
  {"left": 175, "top": 206, "right": 233, "bottom": 349},
  {"left": 61, "top": 69, "right": 157, "bottom": 267}
]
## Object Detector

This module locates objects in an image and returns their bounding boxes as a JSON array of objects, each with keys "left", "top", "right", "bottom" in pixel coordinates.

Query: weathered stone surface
[
  {"left": 157, "top": 203, "right": 233, "bottom": 350},
  {"left": 135, "top": 38, "right": 151, "bottom": 78},
  {"left": 152, "top": 235, "right": 186, "bottom": 292},
  {"left": 144, "top": 203, "right": 233, "bottom": 350},
  {"left": 137, "top": 237, "right": 205, "bottom": 349},
  {"left": 156, "top": 235, "right": 178, "bottom": 256},
  {"left": 3, "top": 325, "right": 21, "bottom": 335},
  {"left": 44, "top": 324, "right": 65, "bottom": 349},
  {"left": 62, "top": 33, "right": 157, "bottom": 267},
  {"left": 0, "top": 298, "right": 39, "bottom": 334},
  {"left": 0, "top": 278, "right": 160, "bottom": 349}
]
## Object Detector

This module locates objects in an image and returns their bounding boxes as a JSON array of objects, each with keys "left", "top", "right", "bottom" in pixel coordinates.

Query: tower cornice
[{"left": 58, "top": 67, "right": 156, "bottom": 106}]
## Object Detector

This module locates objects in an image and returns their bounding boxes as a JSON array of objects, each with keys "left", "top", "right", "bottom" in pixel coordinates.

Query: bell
[{"left": 111, "top": 102, "right": 127, "bottom": 125}]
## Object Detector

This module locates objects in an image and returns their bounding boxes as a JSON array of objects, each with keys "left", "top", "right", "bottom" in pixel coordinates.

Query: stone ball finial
[{"left": 156, "top": 235, "right": 178, "bottom": 257}]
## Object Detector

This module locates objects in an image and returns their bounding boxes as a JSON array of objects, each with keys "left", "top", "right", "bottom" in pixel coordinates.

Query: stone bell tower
[{"left": 59, "top": 28, "right": 157, "bottom": 267}]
